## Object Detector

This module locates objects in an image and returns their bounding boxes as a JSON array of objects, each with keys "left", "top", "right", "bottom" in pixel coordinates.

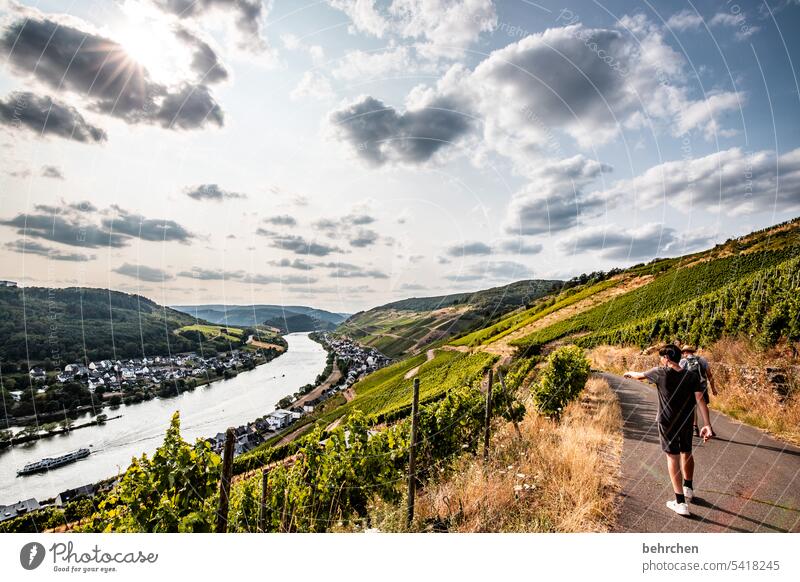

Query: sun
[{"left": 115, "top": 3, "right": 188, "bottom": 83}]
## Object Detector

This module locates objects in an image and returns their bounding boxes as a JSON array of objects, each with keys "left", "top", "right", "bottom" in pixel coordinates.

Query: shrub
[{"left": 533, "top": 346, "right": 591, "bottom": 418}]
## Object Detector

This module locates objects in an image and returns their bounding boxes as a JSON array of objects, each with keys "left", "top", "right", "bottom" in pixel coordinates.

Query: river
[{"left": 0, "top": 332, "right": 327, "bottom": 505}]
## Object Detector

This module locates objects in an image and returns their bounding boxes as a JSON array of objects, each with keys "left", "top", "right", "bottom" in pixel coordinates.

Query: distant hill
[
  {"left": 263, "top": 313, "right": 338, "bottom": 334},
  {"left": 336, "top": 279, "right": 562, "bottom": 358},
  {"left": 171, "top": 304, "right": 347, "bottom": 328},
  {"left": 0, "top": 287, "right": 244, "bottom": 366}
]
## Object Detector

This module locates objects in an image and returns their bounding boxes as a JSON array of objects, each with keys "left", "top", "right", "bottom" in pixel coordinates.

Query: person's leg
[
  {"left": 681, "top": 452, "right": 694, "bottom": 482},
  {"left": 666, "top": 453, "right": 683, "bottom": 494}
]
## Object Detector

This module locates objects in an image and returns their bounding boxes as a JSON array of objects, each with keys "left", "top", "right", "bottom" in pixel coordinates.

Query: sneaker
[
  {"left": 666, "top": 500, "right": 691, "bottom": 516},
  {"left": 683, "top": 486, "right": 694, "bottom": 502}
]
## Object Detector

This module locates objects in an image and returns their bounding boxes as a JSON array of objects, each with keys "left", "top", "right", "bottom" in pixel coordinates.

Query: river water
[{"left": 0, "top": 332, "right": 326, "bottom": 505}]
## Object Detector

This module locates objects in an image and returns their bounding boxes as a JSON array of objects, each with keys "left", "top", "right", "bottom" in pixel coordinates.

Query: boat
[{"left": 16, "top": 448, "right": 91, "bottom": 476}]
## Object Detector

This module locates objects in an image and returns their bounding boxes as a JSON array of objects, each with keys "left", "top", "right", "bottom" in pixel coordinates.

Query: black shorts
[{"left": 658, "top": 419, "right": 694, "bottom": 454}]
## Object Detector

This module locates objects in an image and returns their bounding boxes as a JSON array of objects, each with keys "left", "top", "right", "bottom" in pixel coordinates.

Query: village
[
  {"left": 3, "top": 334, "right": 390, "bottom": 524},
  {"left": 17, "top": 349, "right": 265, "bottom": 408}
]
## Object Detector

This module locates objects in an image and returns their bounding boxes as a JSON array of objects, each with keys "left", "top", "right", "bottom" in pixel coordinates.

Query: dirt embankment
[{"left": 481, "top": 275, "right": 654, "bottom": 358}]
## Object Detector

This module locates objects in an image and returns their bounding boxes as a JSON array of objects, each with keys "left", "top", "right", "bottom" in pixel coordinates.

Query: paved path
[{"left": 602, "top": 372, "right": 800, "bottom": 533}]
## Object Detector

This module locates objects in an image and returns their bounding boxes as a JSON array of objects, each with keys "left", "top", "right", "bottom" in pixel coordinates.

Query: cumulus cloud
[
  {"left": 178, "top": 266, "right": 316, "bottom": 285},
  {"left": 323, "top": 261, "right": 389, "bottom": 279},
  {"left": 290, "top": 72, "right": 335, "bottom": 101},
  {"left": 257, "top": 231, "right": 343, "bottom": 256},
  {"left": 329, "top": 94, "right": 473, "bottom": 166},
  {"left": 503, "top": 155, "right": 612, "bottom": 236},
  {"left": 0, "top": 92, "right": 107, "bottom": 143},
  {"left": 4, "top": 239, "right": 94, "bottom": 261},
  {"left": 268, "top": 258, "right": 314, "bottom": 270},
  {"left": 496, "top": 238, "right": 543, "bottom": 255},
  {"left": 263, "top": 215, "right": 298, "bottom": 227},
  {"left": 665, "top": 9, "right": 704, "bottom": 31},
  {"left": 559, "top": 223, "right": 714, "bottom": 260},
  {"left": 0, "top": 13, "right": 224, "bottom": 131},
  {"left": 0, "top": 213, "right": 127, "bottom": 248},
  {"left": 0, "top": 202, "right": 198, "bottom": 250},
  {"left": 173, "top": 26, "right": 229, "bottom": 84},
  {"left": 114, "top": 262, "right": 175, "bottom": 282},
  {"left": 597, "top": 147, "right": 800, "bottom": 216},
  {"left": 185, "top": 183, "right": 245, "bottom": 201},
  {"left": 41, "top": 165, "right": 64, "bottom": 179},
  {"left": 103, "top": 207, "right": 195, "bottom": 243},
  {"left": 348, "top": 228, "right": 379, "bottom": 248},
  {"left": 150, "top": 0, "right": 268, "bottom": 51},
  {"left": 326, "top": 0, "right": 496, "bottom": 58},
  {"left": 445, "top": 260, "right": 533, "bottom": 282},
  {"left": 445, "top": 241, "right": 492, "bottom": 257}
]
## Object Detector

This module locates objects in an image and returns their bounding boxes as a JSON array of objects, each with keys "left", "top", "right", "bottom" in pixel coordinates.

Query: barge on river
[{"left": 16, "top": 448, "right": 91, "bottom": 476}]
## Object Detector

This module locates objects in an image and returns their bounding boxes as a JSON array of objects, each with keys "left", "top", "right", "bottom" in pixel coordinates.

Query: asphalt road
[{"left": 601, "top": 372, "right": 800, "bottom": 533}]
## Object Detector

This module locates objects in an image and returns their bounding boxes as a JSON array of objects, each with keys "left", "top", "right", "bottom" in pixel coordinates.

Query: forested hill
[
  {"left": 0, "top": 287, "right": 222, "bottom": 365},
  {"left": 171, "top": 304, "right": 347, "bottom": 328},
  {"left": 336, "top": 279, "right": 562, "bottom": 358}
]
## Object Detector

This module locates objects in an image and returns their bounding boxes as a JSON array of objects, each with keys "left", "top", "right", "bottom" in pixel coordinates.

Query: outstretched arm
[
  {"left": 695, "top": 392, "right": 713, "bottom": 440},
  {"left": 623, "top": 371, "right": 646, "bottom": 380}
]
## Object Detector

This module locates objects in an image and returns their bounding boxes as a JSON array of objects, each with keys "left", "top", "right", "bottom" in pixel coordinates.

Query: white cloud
[
  {"left": 666, "top": 9, "right": 704, "bottom": 31},
  {"left": 597, "top": 147, "right": 800, "bottom": 216},
  {"left": 291, "top": 72, "right": 335, "bottom": 101},
  {"left": 326, "top": 0, "right": 496, "bottom": 58}
]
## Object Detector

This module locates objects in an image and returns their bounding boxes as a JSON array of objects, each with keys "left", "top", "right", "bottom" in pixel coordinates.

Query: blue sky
[{"left": 1, "top": 0, "right": 799, "bottom": 312}]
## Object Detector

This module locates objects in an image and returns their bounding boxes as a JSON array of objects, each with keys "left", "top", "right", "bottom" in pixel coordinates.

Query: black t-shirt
[{"left": 644, "top": 366, "right": 703, "bottom": 427}]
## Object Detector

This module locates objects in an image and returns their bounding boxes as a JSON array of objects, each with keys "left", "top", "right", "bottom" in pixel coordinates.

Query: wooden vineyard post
[
  {"left": 406, "top": 377, "right": 420, "bottom": 529},
  {"left": 484, "top": 368, "right": 493, "bottom": 463},
  {"left": 259, "top": 468, "right": 270, "bottom": 532},
  {"left": 215, "top": 427, "right": 235, "bottom": 533}
]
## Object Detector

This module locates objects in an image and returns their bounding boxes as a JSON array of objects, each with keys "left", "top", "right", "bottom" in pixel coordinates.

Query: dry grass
[
  {"left": 587, "top": 340, "right": 800, "bottom": 446},
  {"left": 371, "top": 378, "right": 622, "bottom": 532}
]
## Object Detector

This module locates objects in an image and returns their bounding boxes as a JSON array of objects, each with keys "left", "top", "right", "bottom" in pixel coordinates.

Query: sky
[{"left": 0, "top": 0, "right": 799, "bottom": 313}]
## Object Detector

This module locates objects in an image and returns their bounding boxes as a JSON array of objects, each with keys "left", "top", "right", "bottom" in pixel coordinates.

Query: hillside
[
  {"left": 0, "top": 287, "right": 246, "bottom": 366},
  {"left": 336, "top": 279, "right": 562, "bottom": 358},
  {"left": 171, "top": 303, "right": 347, "bottom": 328},
  {"left": 262, "top": 313, "right": 338, "bottom": 334}
]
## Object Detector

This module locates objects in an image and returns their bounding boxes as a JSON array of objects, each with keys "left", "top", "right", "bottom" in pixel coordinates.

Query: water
[{"left": 0, "top": 333, "right": 326, "bottom": 505}]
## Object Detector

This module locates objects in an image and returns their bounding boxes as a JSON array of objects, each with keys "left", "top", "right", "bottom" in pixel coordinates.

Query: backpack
[{"left": 684, "top": 355, "right": 707, "bottom": 387}]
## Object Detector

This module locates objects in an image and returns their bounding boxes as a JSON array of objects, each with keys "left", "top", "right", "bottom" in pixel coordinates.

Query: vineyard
[
  {"left": 575, "top": 255, "right": 800, "bottom": 350},
  {"left": 511, "top": 248, "right": 800, "bottom": 352},
  {"left": 317, "top": 350, "right": 498, "bottom": 423}
]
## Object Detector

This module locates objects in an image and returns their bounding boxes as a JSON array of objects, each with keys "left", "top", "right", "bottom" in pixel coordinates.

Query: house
[
  {"left": 56, "top": 484, "right": 96, "bottom": 506},
  {"left": 303, "top": 397, "right": 322, "bottom": 413},
  {"left": 9, "top": 390, "right": 23, "bottom": 402},
  {"left": 267, "top": 409, "right": 294, "bottom": 430},
  {"left": 0, "top": 280, "right": 17, "bottom": 288},
  {"left": 0, "top": 498, "right": 40, "bottom": 523},
  {"left": 29, "top": 367, "right": 46, "bottom": 382}
]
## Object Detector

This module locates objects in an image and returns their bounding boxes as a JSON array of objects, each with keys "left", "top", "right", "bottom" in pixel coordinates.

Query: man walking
[
  {"left": 680, "top": 345, "right": 717, "bottom": 437},
  {"left": 624, "top": 344, "right": 713, "bottom": 517}
]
